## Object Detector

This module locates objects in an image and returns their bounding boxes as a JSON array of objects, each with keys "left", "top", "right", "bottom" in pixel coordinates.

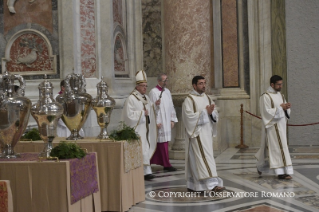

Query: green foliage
[
  {"left": 109, "top": 122, "right": 139, "bottom": 142},
  {"left": 21, "top": 128, "right": 41, "bottom": 141},
  {"left": 50, "top": 141, "right": 86, "bottom": 159}
]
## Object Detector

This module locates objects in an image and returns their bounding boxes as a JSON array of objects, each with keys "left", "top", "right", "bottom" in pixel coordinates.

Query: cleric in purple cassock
[{"left": 149, "top": 73, "right": 178, "bottom": 172}]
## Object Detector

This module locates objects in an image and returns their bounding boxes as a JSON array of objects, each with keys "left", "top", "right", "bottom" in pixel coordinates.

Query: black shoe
[
  {"left": 144, "top": 174, "right": 155, "bottom": 180},
  {"left": 278, "top": 174, "right": 292, "bottom": 180},
  {"left": 163, "top": 166, "right": 177, "bottom": 172},
  {"left": 257, "top": 168, "right": 262, "bottom": 175}
]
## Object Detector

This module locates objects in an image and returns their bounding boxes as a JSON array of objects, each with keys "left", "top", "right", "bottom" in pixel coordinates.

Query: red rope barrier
[
  {"left": 244, "top": 110, "right": 319, "bottom": 127},
  {"left": 245, "top": 111, "right": 261, "bottom": 120}
]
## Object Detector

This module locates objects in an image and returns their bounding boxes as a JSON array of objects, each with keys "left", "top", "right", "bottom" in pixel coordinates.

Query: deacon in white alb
[
  {"left": 255, "top": 75, "right": 293, "bottom": 180},
  {"left": 122, "top": 70, "right": 160, "bottom": 180},
  {"left": 149, "top": 73, "right": 178, "bottom": 172},
  {"left": 182, "top": 76, "right": 224, "bottom": 192}
]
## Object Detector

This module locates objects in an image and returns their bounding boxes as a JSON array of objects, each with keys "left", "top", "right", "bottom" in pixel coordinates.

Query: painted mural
[{"left": 6, "top": 32, "right": 55, "bottom": 74}]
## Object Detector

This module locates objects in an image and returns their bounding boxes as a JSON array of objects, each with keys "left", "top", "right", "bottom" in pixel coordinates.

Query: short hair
[
  {"left": 60, "top": 80, "right": 65, "bottom": 88},
  {"left": 192, "top": 76, "right": 205, "bottom": 85},
  {"left": 270, "top": 75, "right": 283, "bottom": 85},
  {"left": 157, "top": 73, "right": 167, "bottom": 81}
]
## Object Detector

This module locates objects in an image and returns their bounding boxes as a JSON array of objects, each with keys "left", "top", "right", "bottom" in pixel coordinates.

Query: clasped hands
[
  {"left": 280, "top": 102, "right": 291, "bottom": 110},
  {"left": 206, "top": 104, "right": 215, "bottom": 115}
]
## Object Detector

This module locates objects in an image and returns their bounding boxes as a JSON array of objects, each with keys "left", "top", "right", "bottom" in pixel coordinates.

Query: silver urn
[
  {"left": 92, "top": 76, "right": 116, "bottom": 139},
  {"left": 31, "top": 75, "right": 64, "bottom": 158},
  {"left": 56, "top": 73, "right": 92, "bottom": 140},
  {"left": 0, "top": 70, "right": 31, "bottom": 158}
]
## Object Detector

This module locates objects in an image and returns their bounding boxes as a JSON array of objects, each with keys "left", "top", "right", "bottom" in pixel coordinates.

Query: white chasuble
[
  {"left": 122, "top": 89, "right": 157, "bottom": 166},
  {"left": 255, "top": 87, "right": 293, "bottom": 174},
  {"left": 149, "top": 86, "right": 178, "bottom": 143},
  {"left": 182, "top": 91, "right": 222, "bottom": 191}
]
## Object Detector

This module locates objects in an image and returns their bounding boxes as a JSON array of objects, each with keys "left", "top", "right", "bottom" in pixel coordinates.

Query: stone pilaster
[{"left": 163, "top": 0, "right": 213, "bottom": 159}]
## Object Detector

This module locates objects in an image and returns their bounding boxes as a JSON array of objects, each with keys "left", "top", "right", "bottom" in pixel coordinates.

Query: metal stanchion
[{"left": 236, "top": 104, "right": 249, "bottom": 149}]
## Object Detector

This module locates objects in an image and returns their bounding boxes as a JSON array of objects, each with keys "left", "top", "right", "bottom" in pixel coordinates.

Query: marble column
[{"left": 163, "top": 0, "right": 213, "bottom": 159}]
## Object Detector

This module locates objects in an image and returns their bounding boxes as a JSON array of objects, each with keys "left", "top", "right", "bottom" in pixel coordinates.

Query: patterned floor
[{"left": 128, "top": 147, "right": 319, "bottom": 212}]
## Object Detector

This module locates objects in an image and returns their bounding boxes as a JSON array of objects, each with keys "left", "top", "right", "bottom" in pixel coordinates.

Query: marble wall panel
[
  {"left": 221, "top": 0, "right": 239, "bottom": 87},
  {"left": 163, "top": 0, "right": 212, "bottom": 93},
  {"left": 80, "top": 0, "right": 96, "bottom": 77},
  {"left": 271, "top": 0, "right": 287, "bottom": 97},
  {"left": 3, "top": 0, "right": 53, "bottom": 35},
  {"left": 286, "top": 0, "right": 319, "bottom": 145},
  {"left": 113, "top": 0, "right": 128, "bottom": 77},
  {"left": 113, "top": 0, "right": 123, "bottom": 26},
  {"left": 114, "top": 35, "right": 125, "bottom": 72},
  {"left": 142, "top": 0, "right": 162, "bottom": 77},
  {"left": 0, "top": 0, "right": 59, "bottom": 80}
]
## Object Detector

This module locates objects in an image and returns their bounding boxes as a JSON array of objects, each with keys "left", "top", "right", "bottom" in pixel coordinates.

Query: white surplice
[
  {"left": 255, "top": 86, "right": 293, "bottom": 175},
  {"left": 122, "top": 89, "right": 157, "bottom": 175},
  {"left": 149, "top": 86, "right": 178, "bottom": 143},
  {"left": 182, "top": 90, "right": 223, "bottom": 191}
]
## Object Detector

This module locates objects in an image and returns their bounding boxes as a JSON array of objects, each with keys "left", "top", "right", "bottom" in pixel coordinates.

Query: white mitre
[{"left": 135, "top": 70, "right": 147, "bottom": 84}]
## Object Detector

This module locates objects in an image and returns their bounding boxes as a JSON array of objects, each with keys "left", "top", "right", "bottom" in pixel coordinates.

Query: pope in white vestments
[
  {"left": 182, "top": 76, "right": 224, "bottom": 192},
  {"left": 149, "top": 74, "right": 178, "bottom": 171},
  {"left": 255, "top": 75, "right": 293, "bottom": 180},
  {"left": 122, "top": 70, "right": 158, "bottom": 180}
]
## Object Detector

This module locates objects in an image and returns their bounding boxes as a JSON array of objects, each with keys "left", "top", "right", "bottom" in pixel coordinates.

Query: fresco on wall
[
  {"left": 114, "top": 35, "right": 125, "bottom": 72},
  {"left": 80, "top": 0, "right": 97, "bottom": 77},
  {"left": 5, "top": 32, "right": 55, "bottom": 75}
]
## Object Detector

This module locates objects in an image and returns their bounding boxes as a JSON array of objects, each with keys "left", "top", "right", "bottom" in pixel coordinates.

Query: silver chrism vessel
[
  {"left": 56, "top": 73, "right": 92, "bottom": 140},
  {"left": 0, "top": 70, "right": 31, "bottom": 158},
  {"left": 92, "top": 76, "right": 116, "bottom": 139},
  {"left": 31, "top": 75, "right": 64, "bottom": 157}
]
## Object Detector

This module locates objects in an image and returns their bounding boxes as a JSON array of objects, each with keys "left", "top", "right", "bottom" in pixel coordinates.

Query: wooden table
[
  {"left": 0, "top": 153, "right": 101, "bottom": 212},
  {"left": 14, "top": 138, "right": 145, "bottom": 212}
]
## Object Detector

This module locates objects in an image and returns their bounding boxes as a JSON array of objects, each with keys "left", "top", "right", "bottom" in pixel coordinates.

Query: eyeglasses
[{"left": 138, "top": 84, "right": 148, "bottom": 88}]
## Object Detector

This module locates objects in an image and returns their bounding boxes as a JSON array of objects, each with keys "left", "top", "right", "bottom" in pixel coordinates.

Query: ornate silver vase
[
  {"left": 92, "top": 76, "right": 116, "bottom": 139},
  {"left": 0, "top": 70, "right": 31, "bottom": 158},
  {"left": 31, "top": 75, "right": 64, "bottom": 158},
  {"left": 56, "top": 73, "right": 92, "bottom": 140}
]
